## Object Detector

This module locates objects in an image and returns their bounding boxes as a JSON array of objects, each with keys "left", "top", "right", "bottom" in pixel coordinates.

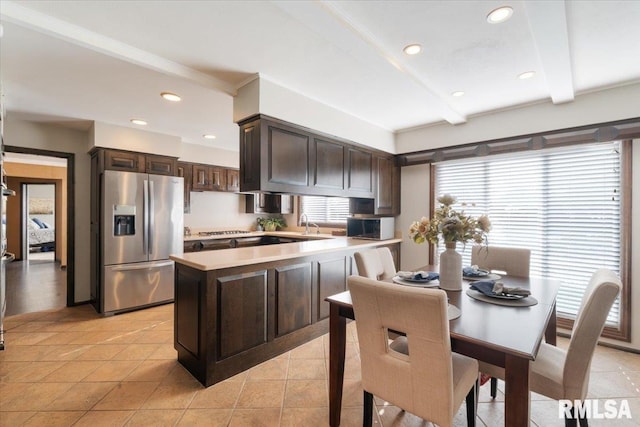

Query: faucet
[
  {"left": 300, "top": 213, "right": 309, "bottom": 235},
  {"left": 310, "top": 223, "right": 320, "bottom": 234}
]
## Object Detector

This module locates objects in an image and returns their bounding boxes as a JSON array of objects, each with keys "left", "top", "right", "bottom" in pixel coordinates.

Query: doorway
[
  {"left": 3, "top": 149, "right": 73, "bottom": 316},
  {"left": 23, "top": 183, "right": 56, "bottom": 262}
]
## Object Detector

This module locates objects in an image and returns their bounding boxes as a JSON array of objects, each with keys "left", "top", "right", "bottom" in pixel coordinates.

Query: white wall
[
  {"left": 180, "top": 142, "right": 238, "bottom": 168},
  {"left": 398, "top": 164, "right": 430, "bottom": 271},
  {"left": 4, "top": 117, "right": 91, "bottom": 303},
  {"left": 234, "top": 76, "right": 396, "bottom": 154},
  {"left": 91, "top": 122, "right": 182, "bottom": 157},
  {"left": 185, "top": 192, "right": 258, "bottom": 230}
]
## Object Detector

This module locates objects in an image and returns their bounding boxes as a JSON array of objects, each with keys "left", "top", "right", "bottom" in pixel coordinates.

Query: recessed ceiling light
[
  {"left": 403, "top": 44, "right": 422, "bottom": 55},
  {"left": 487, "top": 6, "right": 513, "bottom": 24},
  {"left": 518, "top": 71, "right": 536, "bottom": 80},
  {"left": 452, "top": 91, "right": 465, "bottom": 97},
  {"left": 203, "top": 134, "right": 217, "bottom": 140},
  {"left": 161, "top": 92, "right": 181, "bottom": 102},
  {"left": 130, "top": 119, "right": 147, "bottom": 126}
]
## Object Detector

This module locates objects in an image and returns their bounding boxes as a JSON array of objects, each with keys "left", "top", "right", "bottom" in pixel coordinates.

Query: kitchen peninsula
[{"left": 170, "top": 235, "right": 400, "bottom": 386}]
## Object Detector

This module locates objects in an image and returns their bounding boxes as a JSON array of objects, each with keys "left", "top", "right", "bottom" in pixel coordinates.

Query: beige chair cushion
[
  {"left": 348, "top": 275, "right": 478, "bottom": 427},
  {"left": 471, "top": 245, "right": 531, "bottom": 277},
  {"left": 478, "top": 268, "right": 622, "bottom": 401},
  {"left": 354, "top": 247, "right": 397, "bottom": 281}
]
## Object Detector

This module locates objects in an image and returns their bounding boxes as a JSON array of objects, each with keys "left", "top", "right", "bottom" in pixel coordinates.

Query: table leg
[
  {"left": 329, "top": 303, "right": 347, "bottom": 427},
  {"left": 545, "top": 304, "right": 557, "bottom": 346},
  {"left": 504, "top": 354, "right": 530, "bottom": 427}
]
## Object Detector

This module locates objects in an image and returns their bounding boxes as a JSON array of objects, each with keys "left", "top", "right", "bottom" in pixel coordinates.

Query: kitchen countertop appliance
[{"left": 101, "top": 170, "right": 183, "bottom": 314}]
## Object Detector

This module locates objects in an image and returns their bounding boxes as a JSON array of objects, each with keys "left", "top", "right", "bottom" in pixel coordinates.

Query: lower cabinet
[{"left": 173, "top": 245, "right": 402, "bottom": 387}]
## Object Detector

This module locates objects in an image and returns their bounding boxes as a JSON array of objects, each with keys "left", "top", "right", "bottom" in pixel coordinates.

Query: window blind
[
  {"left": 299, "top": 196, "right": 350, "bottom": 226},
  {"left": 434, "top": 141, "right": 622, "bottom": 326}
]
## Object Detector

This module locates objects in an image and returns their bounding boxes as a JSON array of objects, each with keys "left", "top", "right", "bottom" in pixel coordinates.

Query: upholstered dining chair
[
  {"left": 471, "top": 245, "right": 532, "bottom": 396},
  {"left": 354, "top": 247, "right": 397, "bottom": 281},
  {"left": 478, "top": 269, "right": 622, "bottom": 427},
  {"left": 471, "top": 245, "right": 531, "bottom": 277},
  {"left": 348, "top": 275, "right": 478, "bottom": 427}
]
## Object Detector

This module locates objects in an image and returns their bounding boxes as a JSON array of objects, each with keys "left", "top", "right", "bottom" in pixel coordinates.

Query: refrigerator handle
[
  {"left": 148, "top": 179, "right": 155, "bottom": 254},
  {"left": 143, "top": 179, "right": 149, "bottom": 255}
]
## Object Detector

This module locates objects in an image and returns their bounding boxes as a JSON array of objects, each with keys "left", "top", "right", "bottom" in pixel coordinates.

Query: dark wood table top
[{"left": 326, "top": 272, "right": 560, "bottom": 361}]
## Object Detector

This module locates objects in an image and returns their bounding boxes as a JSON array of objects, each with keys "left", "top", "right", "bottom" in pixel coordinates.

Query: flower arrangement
[{"left": 409, "top": 194, "right": 491, "bottom": 246}]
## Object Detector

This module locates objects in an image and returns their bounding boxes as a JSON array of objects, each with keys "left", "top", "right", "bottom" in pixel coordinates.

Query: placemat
[{"left": 465, "top": 289, "right": 538, "bottom": 307}]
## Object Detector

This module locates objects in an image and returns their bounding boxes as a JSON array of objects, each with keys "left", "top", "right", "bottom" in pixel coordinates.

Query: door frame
[{"left": 4, "top": 146, "right": 75, "bottom": 308}]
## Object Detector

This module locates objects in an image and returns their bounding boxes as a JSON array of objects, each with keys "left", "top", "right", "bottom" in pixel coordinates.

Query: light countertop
[{"left": 171, "top": 237, "right": 402, "bottom": 271}]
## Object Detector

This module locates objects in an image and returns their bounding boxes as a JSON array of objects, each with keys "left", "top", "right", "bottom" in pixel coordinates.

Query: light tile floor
[{"left": 1, "top": 304, "right": 638, "bottom": 426}]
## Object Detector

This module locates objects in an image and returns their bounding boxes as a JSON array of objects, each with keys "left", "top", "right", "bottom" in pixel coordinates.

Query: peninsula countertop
[{"left": 171, "top": 237, "right": 402, "bottom": 271}]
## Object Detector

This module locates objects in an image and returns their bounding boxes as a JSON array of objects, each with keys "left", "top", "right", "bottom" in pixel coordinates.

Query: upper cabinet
[
  {"left": 239, "top": 115, "right": 380, "bottom": 199},
  {"left": 349, "top": 155, "right": 400, "bottom": 216},
  {"left": 226, "top": 169, "right": 240, "bottom": 192},
  {"left": 98, "top": 148, "right": 177, "bottom": 176},
  {"left": 176, "top": 162, "right": 192, "bottom": 213}
]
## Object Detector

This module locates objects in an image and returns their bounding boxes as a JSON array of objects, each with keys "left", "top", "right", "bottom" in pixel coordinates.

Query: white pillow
[{"left": 28, "top": 219, "right": 39, "bottom": 230}]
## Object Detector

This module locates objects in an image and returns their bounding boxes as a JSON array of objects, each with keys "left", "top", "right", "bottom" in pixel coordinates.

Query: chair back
[
  {"left": 354, "top": 247, "right": 397, "bottom": 281},
  {"left": 348, "top": 275, "right": 455, "bottom": 426},
  {"left": 471, "top": 245, "right": 531, "bottom": 277},
  {"left": 563, "top": 268, "right": 621, "bottom": 399}
]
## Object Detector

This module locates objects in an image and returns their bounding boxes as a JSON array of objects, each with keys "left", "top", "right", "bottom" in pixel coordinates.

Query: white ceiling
[{"left": 1, "top": 1, "right": 639, "bottom": 153}]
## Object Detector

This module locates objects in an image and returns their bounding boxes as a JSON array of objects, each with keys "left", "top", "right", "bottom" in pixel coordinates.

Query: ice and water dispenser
[{"left": 113, "top": 205, "right": 136, "bottom": 236}]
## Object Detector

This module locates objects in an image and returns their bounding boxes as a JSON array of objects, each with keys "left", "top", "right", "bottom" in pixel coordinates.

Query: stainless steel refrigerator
[{"left": 101, "top": 170, "right": 183, "bottom": 314}]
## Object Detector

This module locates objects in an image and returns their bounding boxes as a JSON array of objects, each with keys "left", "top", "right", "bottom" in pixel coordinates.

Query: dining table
[{"left": 326, "top": 267, "right": 560, "bottom": 427}]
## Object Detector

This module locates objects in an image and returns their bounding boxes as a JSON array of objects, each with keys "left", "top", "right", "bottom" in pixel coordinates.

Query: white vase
[{"left": 439, "top": 242, "right": 462, "bottom": 291}]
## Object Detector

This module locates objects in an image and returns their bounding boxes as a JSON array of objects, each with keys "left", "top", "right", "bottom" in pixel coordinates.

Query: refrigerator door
[
  {"left": 103, "top": 170, "right": 147, "bottom": 266},
  {"left": 103, "top": 260, "right": 175, "bottom": 313},
  {"left": 148, "top": 174, "right": 183, "bottom": 261}
]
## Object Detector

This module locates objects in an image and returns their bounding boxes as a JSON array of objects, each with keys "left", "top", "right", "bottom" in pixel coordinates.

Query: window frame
[
  {"left": 428, "top": 140, "right": 632, "bottom": 342},
  {"left": 297, "top": 196, "right": 349, "bottom": 228}
]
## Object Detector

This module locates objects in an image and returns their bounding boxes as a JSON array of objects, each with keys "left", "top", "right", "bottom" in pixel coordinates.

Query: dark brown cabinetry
[
  {"left": 101, "top": 148, "right": 177, "bottom": 176},
  {"left": 226, "top": 169, "right": 240, "bottom": 192},
  {"left": 350, "top": 154, "right": 400, "bottom": 216},
  {"left": 191, "top": 164, "right": 235, "bottom": 193},
  {"left": 176, "top": 162, "right": 191, "bottom": 213},
  {"left": 192, "top": 164, "right": 211, "bottom": 191},
  {"left": 174, "top": 242, "right": 400, "bottom": 387},
  {"left": 239, "top": 115, "right": 376, "bottom": 198},
  {"left": 245, "top": 193, "right": 294, "bottom": 214}
]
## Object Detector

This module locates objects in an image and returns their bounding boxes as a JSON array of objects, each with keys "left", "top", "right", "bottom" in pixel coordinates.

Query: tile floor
[{"left": 1, "top": 303, "right": 638, "bottom": 426}]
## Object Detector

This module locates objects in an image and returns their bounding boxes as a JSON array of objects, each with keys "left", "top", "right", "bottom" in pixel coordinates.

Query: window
[
  {"left": 433, "top": 141, "right": 628, "bottom": 336},
  {"left": 299, "top": 196, "right": 350, "bottom": 227}
]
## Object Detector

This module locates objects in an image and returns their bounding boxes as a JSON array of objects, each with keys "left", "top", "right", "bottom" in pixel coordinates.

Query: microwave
[{"left": 347, "top": 217, "right": 395, "bottom": 240}]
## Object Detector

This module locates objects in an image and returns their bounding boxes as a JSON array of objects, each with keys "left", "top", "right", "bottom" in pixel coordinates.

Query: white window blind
[
  {"left": 434, "top": 141, "right": 622, "bottom": 326},
  {"left": 299, "top": 196, "right": 350, "bottom": 226}
]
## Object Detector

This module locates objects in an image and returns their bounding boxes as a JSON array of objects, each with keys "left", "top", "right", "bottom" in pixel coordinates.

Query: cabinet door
[
  {"left": 317, "top": 257, "right": 348, "bottom": 320},
  {"left": 313, "top": 138, "right": 344, "bottom": 192},
  {"left": 104, "top": 150, "right": 145, "bottom": 173},
  {"left": 275, "top": 263, "right": 313, "bottom": 337},
  {"left": 146, "top": 155, "right": 176, "bottom": 176},
  {"left": 192, "top": 165, "right": 211, "bottom": 191},
  {"left": 267, "top": 122, "right": 310, "bottom": 191},
  {"left": 176, "top": 162, "right": 192, "bottom": 213},
  {"left": 347, "top": 148, "right": 373, "bottom": 197},
  {"left": 239, "top": 120, "right": 261, "bottom": 192},
  {"left": 218, "top": 271, "right": 268, "bottom": 359},
  {"left": 226, "top": 169, "right": 240, "bottom": 192},
  {"left": 211, "top": 166, "right": 227, "bottom": 191},
  {"left": 374, "top": 155, "right": 400, "bottom": 215}
]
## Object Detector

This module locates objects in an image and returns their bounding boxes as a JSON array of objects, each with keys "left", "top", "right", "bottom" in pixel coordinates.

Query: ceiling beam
[
  {"left": 524, "top": 0, "right": 574, "bottom": 104},
  {"left": 273, "top": 0, "right": 467, "bottom": 125},
  {"left": 0, "top": 1, "right": 237, "bottom": 96}
]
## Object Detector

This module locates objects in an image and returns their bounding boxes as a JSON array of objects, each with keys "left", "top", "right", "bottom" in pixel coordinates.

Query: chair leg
[
  {"left": 465, "top": 383, "right": 476, "bottom": 427},
  {"left": 490, "top": 377, "right": 497, "bottom": 398},
  {"left": 578, "top": 413, "right": 589, "bottom": 427},
  {"left": 564, "top": 407, "right": 577, "bottom": 427},
  {"left": 363, "top": 390, "right": 373, "bottom": 427}
]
